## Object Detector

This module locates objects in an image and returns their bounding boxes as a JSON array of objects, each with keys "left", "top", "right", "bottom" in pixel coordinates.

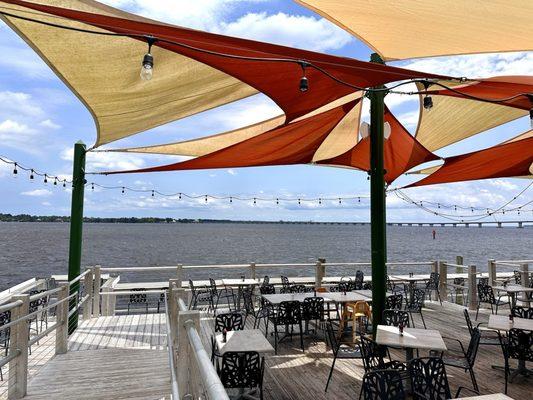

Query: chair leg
[
  {"left": 420, "top": 311, "right": 426, "bottom": 329},
  {"left": 325, "top": 355, "right": 338, "bottom": 392},
  {"left": 410, "top": 313, "right": 416, "bottom": 328},
  {"left": 469, "top": 367, "right": 479, "bottom": 392},
  {"left": 274, "top": 323, "right": 278, "bottom": 355},
  {"left": 299, "top": 321, "right": 304, "bottom": 352},
  {"left": 475, "top": 304, "right": 480, "bottom": 321}
]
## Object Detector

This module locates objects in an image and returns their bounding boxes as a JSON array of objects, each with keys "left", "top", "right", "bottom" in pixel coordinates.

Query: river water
[{"left": 0, "top": 222, "right": 531, "bottom": 290}]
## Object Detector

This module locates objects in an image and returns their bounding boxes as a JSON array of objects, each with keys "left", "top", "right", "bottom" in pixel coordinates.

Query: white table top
[
  {"left": 324, "top": 292, "right": 370, "bottom": 303},
  {"left": 114, "top": 281, "right": 169, "bottom": 290},
  {"left": 390, "top": 275, "right": 428, "bottom": 282},
  {"left": 215, "top": 329, "right": 274, "bottom": 355},
  {"left": 353, "top": 290, "right": 394, "bottom": 299},
  {"left": 456, "top": 394, "right": 514, "bottom": 400},
  {"left": 221, "top": 278, "right": 259, "bottom": 286},
  {"left": 488, "top": 314, "right": 533, "bottom": 332},
  {"left": 375, "top": 325, "right": 447, "bottom": 351},
  {"left": 493, "top": 285, "right": 533, "bottom": 294},
  {"left": 262, "top": 293, "right": 326, "bottom": 305}
]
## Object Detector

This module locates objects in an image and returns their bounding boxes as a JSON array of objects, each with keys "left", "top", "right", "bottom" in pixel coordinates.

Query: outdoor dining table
[
  {"left": 493, "top": 284, "right": 533, "bottom": 307},
  {"left": 389, "top": 274, "right": 429, "bottom": 302},
  {"left": 261, "top": 291, "right": 370, "bottom": 306},
  {"left": 375, "top": 324, "right": 447, "bottom": 362},
  {"left": 221, "top": 278, "right": 259, "bottom": 309},
  {"left": 215, "top": 329, "right": 275, "bottom": 355},
  {"left": 487, "top": 314, "right": 533, "bottom": 380},
  {"left": 455, "top": 394, "right": 514, "bottom": 400}
]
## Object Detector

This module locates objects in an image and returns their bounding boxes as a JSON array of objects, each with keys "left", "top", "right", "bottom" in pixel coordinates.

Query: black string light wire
[{"left": 0, "top": 7, "right": 532, "bottom": 108}]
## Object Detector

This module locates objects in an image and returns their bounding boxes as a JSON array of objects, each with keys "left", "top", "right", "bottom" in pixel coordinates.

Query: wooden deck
[{"left": 199, "top": 302, "right": 531, "bottom": 400}]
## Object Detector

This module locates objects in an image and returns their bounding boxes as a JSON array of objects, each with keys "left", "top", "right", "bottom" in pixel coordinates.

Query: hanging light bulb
[
  {"left": 298, "top": 198, "right": 301, "bottom": 205},
  {"left": 121, "top": 187, "right": 125, "bottom": 194},
  {"left": 205, "top": 195, "right": 208, "bottom": 203},
  {"left": 358, "top": 197, "right": 361, "bottom": 203},
  {"left": 29, "top": 169, "right": 34, "bottom": 180},
  {"left": 338, "top": 198, "right": 342, "bottom": 204},
  {"left": 91, "top": 183, "right": 94, "bottom": 191},
  {"left": 53, "top": 177, "right": 58, "bottom": 186},
  {"left": 179, "top": 193, "right": 182, "bottom": 200},
  {"left": 43, "top": 174, "right": 48, "bottom": 184},
  {"left": 454, "top": 205, "right": 457, "bottom": 211},
  {"left": 298, "top": 60, "right": 309, "bottom": 92},
  {"left": 422, "top": 81, "right": 433, "bottom": 110},
  {"left": 276, "top": 198, "right": 279, "bottom": 205},
  {"left": 151, "top": 190, "right": 155, "bottom": 197},
  {"left": 63, "top": 180, "right": 66, "bottom": 188},
  {"left": 140, "top": 36, "right": 157, "bottom": 81},
  {"left": 253, "top": 197, "right": 256, "bottom": 205},
  {"left": 13, "top": 162, "right": 17, "bottom": 176},
  {"left": 229, "top": 196, "right": 233, "bottom": 203},
  {"left": 318, "top": 198, "right": 322, "bottom": 205},
  {"left": 437, "top": 203, "right": 441, "bottom": 209}
]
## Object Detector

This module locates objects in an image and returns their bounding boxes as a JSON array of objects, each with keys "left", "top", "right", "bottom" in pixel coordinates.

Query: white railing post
[
  {"left": 315, "top": 258, "right": 325, "bottom": 288},
  {"left": 520, "top": 263, "right": 529, "bottom": 287},
  {"left": 488, "top": 259, "right": 496, "bottom": 286},
  {"left": 8, "top": 294, "right": 29, "bottom": 399},
  {"left": 92, "top": 265, "right": 101, "bottom": 317},
  {"left": 83, "top": 268, "right": 93, "bottom": 320},
  {"left": 177, "top": 310, "right": 197, "bottom": 397},
  {"left": 55, "top": 283, "right": 69, "bottom": 355},
  {"left": 438, "top": 261, "right": 447, "bottom": 300},
  {"left": 468, "top": 265, "right": 478, "bottom": 311},
  {"left": 187, "top": 312, "right": 202, "bottom": 399},
  {"left": 168, "top": 280, "right": 180, "bottom": 350},
  {"left": 250, "top": 262, "right": 256, "bottom": 280},
  {"left": 176, "top": 264, "right": 183, "bottom": 288}
]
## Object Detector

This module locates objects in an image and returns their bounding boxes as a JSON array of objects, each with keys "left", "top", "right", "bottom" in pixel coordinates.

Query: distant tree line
[{"left": 0, "top": 213, "right": 197, "bottom": 223}]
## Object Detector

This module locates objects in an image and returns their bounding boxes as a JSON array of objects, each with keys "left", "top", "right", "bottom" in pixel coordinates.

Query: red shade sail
[
  {"left": 432, "top": 76, "right": 533, "bottom": 110},
  {"left": 318, "top": 107, "right": 439, "bottom": 184},
  {"left": 103, "top": 100, "right": 360, "bottom": 175},
  {"left": 407, "top": 137, "right": 533, "bottom": 187},
  {"left": 2, "top": 0, "right": 448, "bottom": 123}
]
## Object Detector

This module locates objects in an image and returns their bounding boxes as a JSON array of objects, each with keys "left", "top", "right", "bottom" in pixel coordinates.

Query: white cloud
[
  {"left": 396, "top": 110, "right": 419, "bottom": 129},
  {"left": 21, "top": 189, "right": 53, "bottom": 197},
  {"left": 227, "top": 169, "right": 237, "bottom": 176},
  {"left": 41, "top": 201, "right": 52, "bottom": 206},
  {"left": 39, "top": 119, "right": 61, "bottom": 130},
  {"left": 0, "top": 91, "right": 44, "bottom": 118},
  {"left": 488, "top": 179, "right": 519, "bottom": 191},
  {"left": 220, "top": 12, "right": 353, "bottom": 52},
  {"left": 0, "top": 119, "right": 41, "bottom": 153}
]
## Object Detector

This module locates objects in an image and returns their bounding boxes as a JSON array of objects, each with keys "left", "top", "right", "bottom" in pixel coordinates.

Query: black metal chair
[
  {"left": 209, "top": 278, "right": 236, "bottom": 313},
  {"left": 217, "top": 351, "right": 265, "bottom": 400},
  {"left": 355, "top": 270, "right": 364, "bottom": 290},
  {"left": 475, "top": 283, "right": 509, "bottom": 320},
  {"left": 0, "top": 310, "right": 10, "bottom": 381},
  {"left": 127, "top": 288, "right": 148, "bottom": 314},
  {"left": 156, "top": 292, "right": 165, "bottom": 313},
  {"left": 422, "top": 272, "right": 442, "bottom": 305},
  {"left": 188, "top": 279, "right": 213, "bottom": 310},
  {"left": 270, "top": 300, "right": 304, "bottom": 354},
  {"left": 280, "top": 275, "right": 291, "bottom": 293},
  {"left": 261, "top": 275, "right": 270, "bottom": 286},
  {"left": 431, "top": 327, "right": 481, "bottom": 392},
  {"left": 259, "top": 284, "right": 275, "bottom": 295},
  {"left": 408, "top": 356, "right": 480, "bottom": 400},
  {"left": 302, "top": 296, "right": 324, "bottom": 333},
  {"left": 385, "top": 294, "right": 403, "bottom": 310},
  {"left": 511, "top": 305, "right": 533, "bottom": 319},
  {"left": 324, "top": 319, "right": 362, "bottom": 392},
  {"left": 513, "top": 270, "right": 522, "bottom": 285},
  {"left": 499, "top": 328, "right": 533, "bottom": 394},
  {"left": 359, "top": 335, "right": 407, "bottom": 374},
  {"left": 383, "top": 309, "right": 410, "bottom": 327},
  {"left": 330, "top": 281, "right": 351, "bottom": 293},
  {"left": 242, "top": 286, "right": 272, "bottom": 334},
  {"left": 360, "top": 369, "right": 405, "bottom": 400},
  {"left": 211, "top": 311, "right": 245, "bottom": 364},
  {"left": 405, "top": 288, "right": 426, "bottom": 328},
  {"left": 463, "top": 309, "right": 500, "bottom": 347},
  {"left": 450, "top": 277, "right": 467, "bottom": 304},
  {"left": 289, "top": 284, "right": 307, "bottom": 293}
]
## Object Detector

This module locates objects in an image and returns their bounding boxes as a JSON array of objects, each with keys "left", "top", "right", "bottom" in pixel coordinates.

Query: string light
[
  {"left": 205, "top": 195, "right": 208, "bottom": 203},
  {"left": 229, "top": 196, "right": 232, "bottom": 203},
  {"left": 253, "top": 197, "right": 257, "bottom": 205},
  {"left": 298, "top": 60, "right": 309, "bottom": 92},
  {"left": 30, "top": 169, "right": 34, "bottom": 180},
  {"left": 54, "top": 177, "right": 58, "bottom": 186},
  {"left": 151, "top": 190, "right": 155, "bottom": 197},
  {"left": 276, "top": 198, "right": 279, "bottom": 205},
  {"left": 13, "top": 162, "right": 17, "bottom": 176},
  {"left": 338, "top": 198, "right": 342, "bottom": 204},
  {"left": 422, "top": 82, "right": 433, "bottom": 110},
  {"left": 121, "top": 187, "right": 125, "bottom": 194},
  {"left": 63, "top": 179, "right": 66, "bottom": 188},
  {"left": 140, "top": 36, "right": 156, "bottom": 81},
  {"left": 43, "top": 174, "right": 48, "bottom": 184},
  {"left": 91, "top": 183, "right": 94, "bottom": 190}
]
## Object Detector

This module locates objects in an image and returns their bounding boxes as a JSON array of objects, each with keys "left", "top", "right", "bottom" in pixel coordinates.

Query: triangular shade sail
[
  {"left": 0, "top": 0, "right": 447, "bottom": 147},
  {"left": 112, "top": 93, "right": 362, "bottom": 160},
  {"left": 103, "top": 99, "right": 361, "bottom": 175},
  {"left": 295, "top": 0, "right": 533, "bottom": 60},
  {"left": 317, "top": 107, "right": 439, "bottom": 184},
  {"left": 415, "top": 79, "right": 529, "bottom": 151},
  {"left": 407, "top": 136, "right": 533, "bottom": 187}
]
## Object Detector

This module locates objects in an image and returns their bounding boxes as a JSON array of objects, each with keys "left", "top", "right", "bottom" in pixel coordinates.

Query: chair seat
[
  {"left": 337, "top": 346, "right": 362, "bottom": 359},
  {"left": 480, "top": 336, "right": 501, "bottom": 345},
  {"left": 441, "top": 355, "right": 470, "bottom": 369},
  {"left": 383, "top": 360, "right": 407, "bottom": 371}
]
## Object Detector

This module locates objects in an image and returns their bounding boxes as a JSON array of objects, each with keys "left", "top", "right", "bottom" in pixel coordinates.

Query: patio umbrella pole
[
  {"left": 369, "top": 53, "right": 387, "bottom": 336},
  {"left": 67, "top": 140, "right": 86, "bottom": 333}
]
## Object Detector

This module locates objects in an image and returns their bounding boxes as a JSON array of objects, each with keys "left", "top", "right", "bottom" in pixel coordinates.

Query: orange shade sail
[
  {"left": 103, "top": 100, "right": 360, "bottom": 175},
  {"left": 1, "top": 0, "right": 448, "bottom": 125},
  {"left": 407, "top": 137, "right": 533, "bottom": 187},
  {"left": 318, "top": 107, "right": 439, "bottom": 184}
]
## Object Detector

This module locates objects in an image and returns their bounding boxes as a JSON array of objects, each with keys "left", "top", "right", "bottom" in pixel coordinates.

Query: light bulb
[
  {"left": 423, "top": 95, "right": 433, "bottom": 110},
  {"left": 299, "top": 76, "right": 308, "bottom": 92},
  {"left": 360, "top": 122, "right": 370, "bottom": 140},
  {"left": 140, "top": 53, "right": 154, "bottom": 81},
  {"left": 383, "top": 122, "right": 392, "bottom": 140}
]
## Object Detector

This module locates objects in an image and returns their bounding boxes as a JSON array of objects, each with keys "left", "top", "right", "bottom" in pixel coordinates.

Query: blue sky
[{"left": 0, "top": 0, "right": 532, "bottom": 222}]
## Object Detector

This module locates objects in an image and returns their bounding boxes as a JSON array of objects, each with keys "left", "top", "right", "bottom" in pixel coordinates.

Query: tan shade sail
[
  {"left": 114, "top": 93, "right": 362, "bottom": 159},
  {"left": 415, "top": 81, "right": 527, "bottom": 151},
  {"left": 295, "top": 0, "right": 533, "bottom": 60},
  {"left": 0, "top": 0, "right": 258, "bottom": 147}
]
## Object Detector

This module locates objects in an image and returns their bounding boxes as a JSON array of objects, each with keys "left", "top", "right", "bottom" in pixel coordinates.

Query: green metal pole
[
  {"left": 67, "top": 140, "right": 86, "bottom": 334},
  {"left": 369, "top": 53, "right": 387, "bottom": 335}
]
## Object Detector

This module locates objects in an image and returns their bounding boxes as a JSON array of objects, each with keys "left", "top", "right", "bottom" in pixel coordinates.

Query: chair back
[
  {"left": 242, "top": 287, "right": 255, "bottom": 315},
  {"left": 352, "top": 301, "right": 371, "bottom": 318},
  {"left": 331, "top": 281, "right": 351, "bottom": 293},
  {"left": 465, "top": 327, "right": 481, "bottom": 366},
  {"left": 360, "top": 336, "right": 387, "bottom": 372},
  {"left": 302, "top": 297, "right": 324, "bottom": 321},
  {"left": 463, "top": 309, "right": 475, "bottom": 336},
  {"left": 276, "top": 301, "right": 302, "bottom": 325},
  {"left": 511, "top": 306, "right": 533, "bottom": 319},
  {"left": 478, "top": 277, "right": 489, "bottom": 286},
  {"left": 385, "top": 294, "right": 403, "bottom": 310},
  {"left": 129, "top": 288, "right": 147, "bottom": 304},
  {"left": 214, "top": 311, "right": 245, "bottom": 333},
  {"left": 188, "top": 279, "right": 197, "bottom": 295},
  {"left": 289, "top": 284, "right": 306, "bottom": 293},
  {"left": 281, "top": 276, "right": 290, "bottom": 289},
  {"left": 453, "top": 277, "right": 465, "bottom": 286},
  {"left": 355, "top": 270, "right": 364, "bottom": 290},
  {"left": 408, "top": 357, "right": 452, "bottom": 400},
  {"left": 361, "top": 369, "right": 405, "bottom": 400},
  {"left": 426, "top": 272, "right": 440, "bottom": 290},
  {"left": 218, "top": 351, "right": 264, "bottom": 390},
  {"left": 383, "top": 309, "right": 410, "bottom": 327},
  {"left": 513, "top": 270, "right": 522, "bottom": 285},
  {"left": 477, "top": 284, "right": 495, "bottom": 304},
  {"left": 259, "top": 284, "right": 275, "bottom": 295},
  {"left": 209, "top": 278, "right": 218, "bottom": 295},
  {"left": 262, "top": 275, "right": 270, "bottom": 286},
  {"left": 406, "top": 289, "right": 425, "bottom": 311},
  {"left": 506, "top": 328, "right": 533, "bottom": 362},
  {"left": 0, "top": 310, "right": 11, "bottom": 341},
  {"left": 325, "top": 319, "right": 340, "bottom": 355}
]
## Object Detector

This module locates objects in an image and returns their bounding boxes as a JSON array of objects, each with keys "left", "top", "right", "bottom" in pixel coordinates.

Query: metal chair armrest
[
  {"left": 455, "top": 386, "right": 480, "bottom": 398},
  {"left": 441, "top": 336, "right": 466, "bottom": 354}
]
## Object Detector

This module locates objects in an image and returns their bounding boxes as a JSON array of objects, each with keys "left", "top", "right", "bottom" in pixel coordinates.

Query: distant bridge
[{"left": 232, "top": 220, "right": 533, "bottom": 228}]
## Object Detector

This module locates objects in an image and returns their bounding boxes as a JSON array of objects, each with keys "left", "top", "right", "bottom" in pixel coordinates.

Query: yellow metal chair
[{"left": 340, "top": 301, "right": 371, "bottom": 343}]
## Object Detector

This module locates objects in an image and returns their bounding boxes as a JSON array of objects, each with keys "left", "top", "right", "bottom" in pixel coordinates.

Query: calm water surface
[{"left": 0, "top": 222, "right": 531, "bottom": 290}]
